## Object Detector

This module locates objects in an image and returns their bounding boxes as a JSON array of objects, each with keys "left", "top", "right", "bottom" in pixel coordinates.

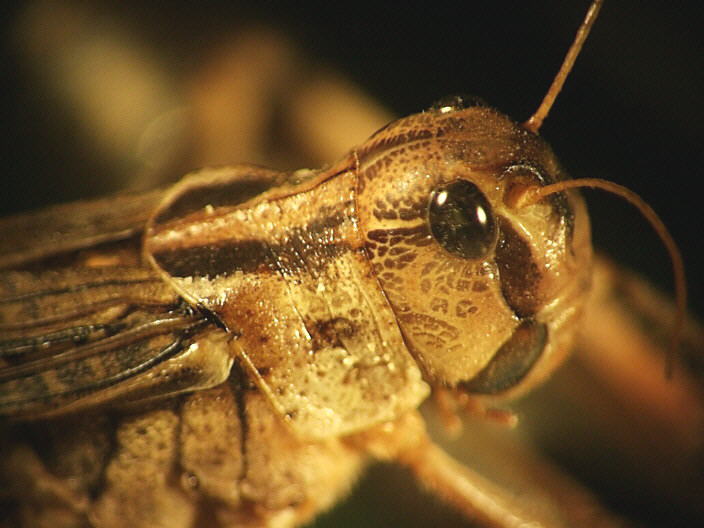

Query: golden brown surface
[{"left": 2, "top": 2, "right": 703, "bottom": 527}]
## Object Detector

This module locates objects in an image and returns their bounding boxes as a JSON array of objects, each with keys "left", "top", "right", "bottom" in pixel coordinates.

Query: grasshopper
[{"left": 2, "top": 2, "right": 703, "bottom": 527}]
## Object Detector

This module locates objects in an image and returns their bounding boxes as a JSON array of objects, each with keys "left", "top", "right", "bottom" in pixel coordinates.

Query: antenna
[
  {"left": 523, "top": 0, "right": 604, "bottom": 133},
  {"left": 506, "top": 178, "right": 687, "bottom": 376}
]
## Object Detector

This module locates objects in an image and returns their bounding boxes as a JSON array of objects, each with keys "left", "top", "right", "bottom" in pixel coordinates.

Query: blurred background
[{"left": 1, "top": 1, "right": 703, "bottom": 527}]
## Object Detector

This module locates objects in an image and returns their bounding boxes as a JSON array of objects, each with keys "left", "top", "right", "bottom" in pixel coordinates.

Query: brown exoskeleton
[{"left": 1, "top": 1, "right": 702, "bottom": 527}]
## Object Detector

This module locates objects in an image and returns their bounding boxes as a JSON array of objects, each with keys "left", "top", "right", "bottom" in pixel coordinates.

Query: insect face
[{"left": 355, "top": 103, "right": 593, "bottom": 396}]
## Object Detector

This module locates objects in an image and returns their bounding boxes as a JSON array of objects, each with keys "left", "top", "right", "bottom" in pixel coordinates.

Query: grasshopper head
[{"left": 355, "top": 101, "right": 592, "bottom": 398}]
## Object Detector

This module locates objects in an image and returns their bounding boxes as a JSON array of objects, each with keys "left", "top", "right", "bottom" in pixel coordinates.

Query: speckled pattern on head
[{"left": 354, "top": 105, "right": 592, "bottom": 392}]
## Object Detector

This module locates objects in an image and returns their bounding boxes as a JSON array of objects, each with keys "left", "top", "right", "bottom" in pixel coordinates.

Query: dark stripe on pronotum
[
  {"left": 154, "top": 237, "right": 353, "bottom": 279},
  {"left": 153, "top": 211, "right": 352, "bottom": 278}
]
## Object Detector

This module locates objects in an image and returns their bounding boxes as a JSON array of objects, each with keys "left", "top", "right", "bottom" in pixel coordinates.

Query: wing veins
[{"left": 0, "top": 313, "right": 204, "bottom": 382}]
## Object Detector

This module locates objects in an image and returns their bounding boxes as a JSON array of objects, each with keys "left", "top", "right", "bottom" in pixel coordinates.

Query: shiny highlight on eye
[{"left": 428, "top": 180, "right": 497, "bottom": 260}]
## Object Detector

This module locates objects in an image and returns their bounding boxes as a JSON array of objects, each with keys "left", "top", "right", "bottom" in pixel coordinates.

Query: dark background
[{"left": 2, "top": 2, "right": 703, "bottom": 526}]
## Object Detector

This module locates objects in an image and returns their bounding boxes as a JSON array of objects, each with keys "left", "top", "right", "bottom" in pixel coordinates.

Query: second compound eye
[{"left": 428, "top": 180, "right": 497, "bottom": 260}]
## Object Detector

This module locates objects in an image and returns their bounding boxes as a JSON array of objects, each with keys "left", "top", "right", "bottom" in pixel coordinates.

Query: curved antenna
[
  {"left": 523, "top": 0, "right": 604, "bottom": 133},
  {"left": 506, "top": 178, "right": 687, "bottom": 376}
]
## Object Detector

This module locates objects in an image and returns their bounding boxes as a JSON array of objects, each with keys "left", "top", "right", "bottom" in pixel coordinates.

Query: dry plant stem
[
  {"left": 579, "top": 257, "right": 704, "bottom": 457},
  {"left": 397, "top": 435, "right": 625, "bottom": 528},
  {"left": 400, "top": 440, "right": 540, "bottom": 528}
]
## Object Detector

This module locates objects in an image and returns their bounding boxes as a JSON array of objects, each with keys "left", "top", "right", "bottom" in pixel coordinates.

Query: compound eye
[{"left": 429, "top": 180, "right": 497, "bottom": 259}]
